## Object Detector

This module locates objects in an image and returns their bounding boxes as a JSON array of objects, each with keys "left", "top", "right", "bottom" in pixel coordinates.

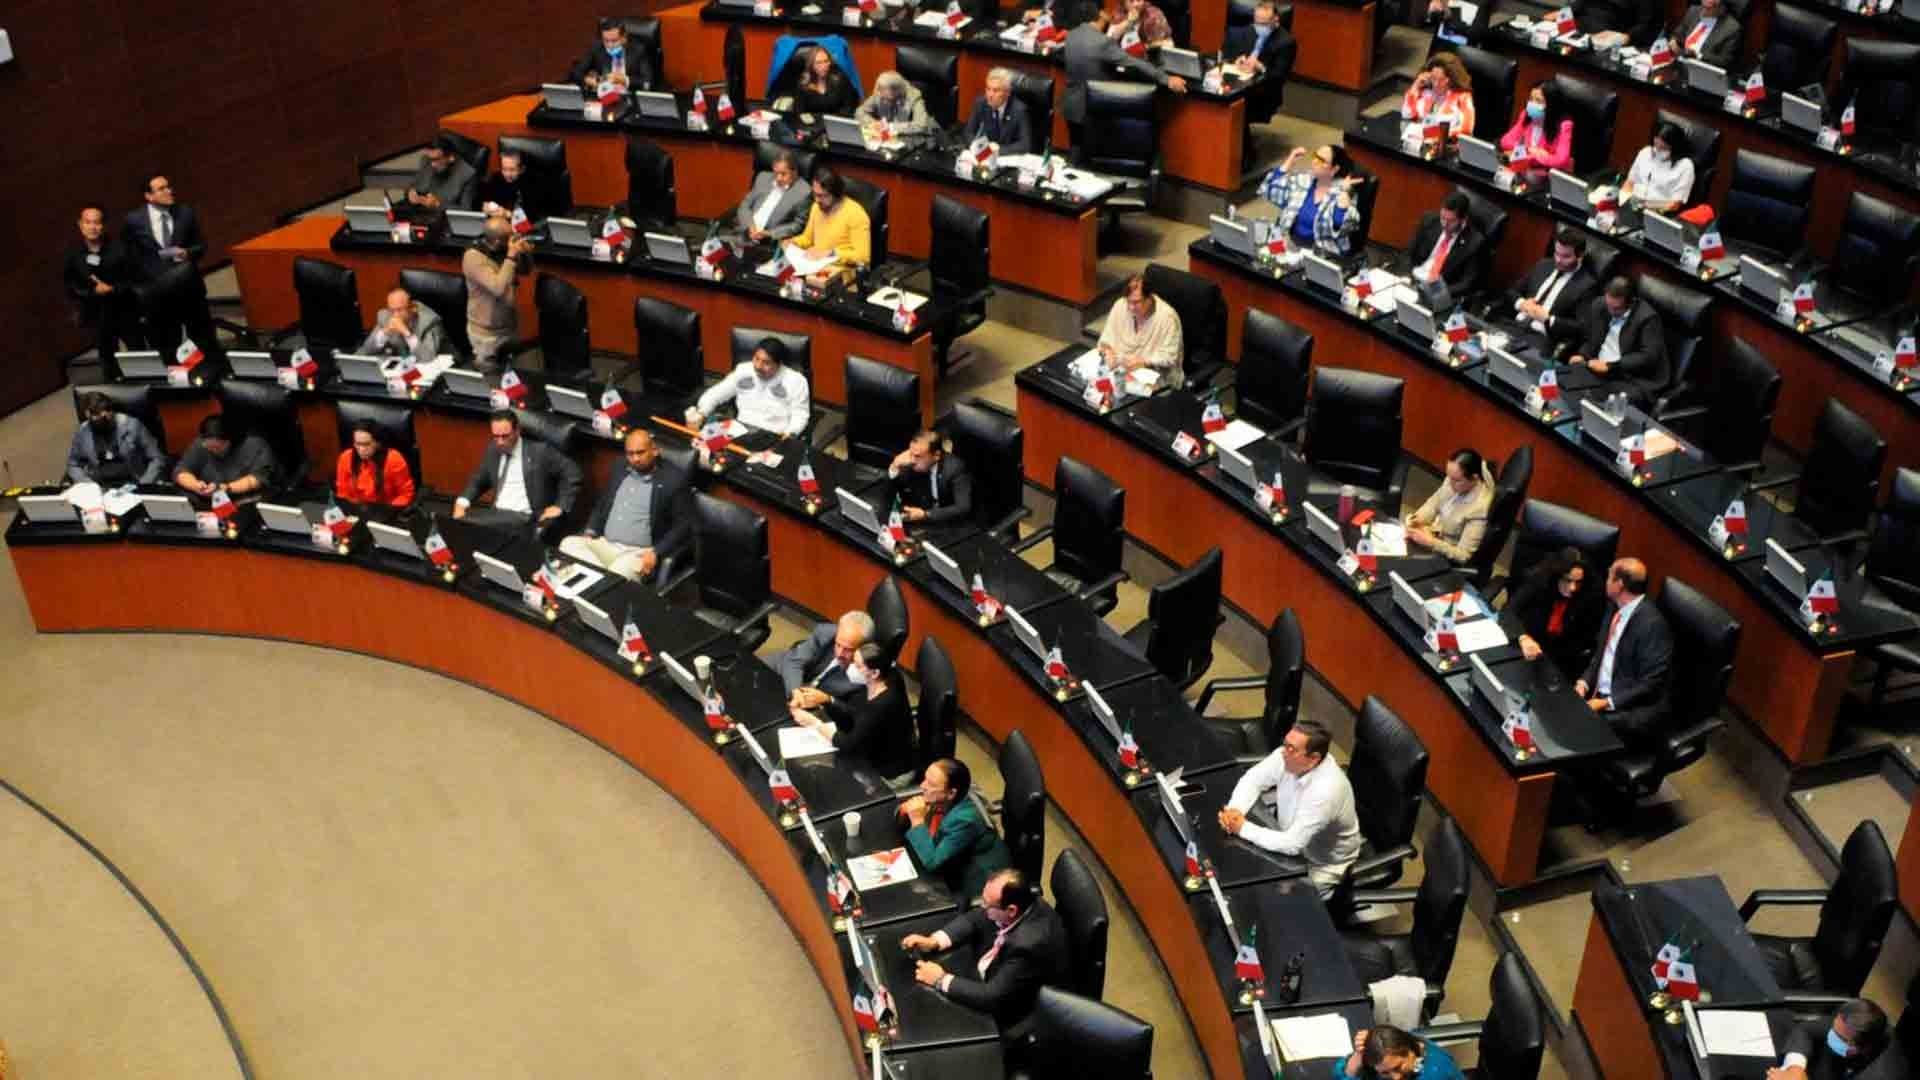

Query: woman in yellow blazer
[{"left": 790, "top": 166, "right": 871, "bottom": 284}]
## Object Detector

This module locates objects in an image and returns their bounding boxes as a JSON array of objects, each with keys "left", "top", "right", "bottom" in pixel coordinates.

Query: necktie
[
  {"left": 978, "top": 923, "right": 1012, "bottom": 977},
  {"left": 810, "top": 658, "right": 839, "bottom": 687},
  {"left": 927, "top": 808, "right": 944, "bottom": 839},
  {"left": 1428, "top": 229, "right": 1455, "bottom": 284},
  {"left": 1685, "top": 20, "right": 1708, "bottom": 52},
  {"left": 1533, "top": 269, "right": 1560, "bottom": 303},
  {"left": 930, "top": 464, "right": 940, "bottom": 502},
  {"left": 159, "top": 210, "right": 174, "bottom": 248},
  {"left": 498, "top": 447, "right": 512, "bottom": 491}
]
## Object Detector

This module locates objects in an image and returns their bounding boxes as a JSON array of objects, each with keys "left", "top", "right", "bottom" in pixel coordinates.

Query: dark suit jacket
[
  {"left": 568, "top": 42, "right": 655, "bottom": 92},
  {"left": 1497, "top": 571, "right": 1605, "bottom": 678},
  {"left": 1062, "top": 23, "right": 1167, "bottom": 125},
  {"left": 963, "top": 95, "right": 1036, "bottom": 154},
  {"left": 1026, "top": 0, "right": 1094, "bottom": 30},
  {"left": 1506, "top": 257, "right": 1602, "bottom": 336},
  {"left": 122, "top": 204, "right": 207, "bottom": 281},
  {"left": 1674, "top": 6, "right": 1743, "bottom": 68},
  {"left": 1574, "top": 0, "right": 1662, "bottom": 44},
  {"left": 778, "top": 622, "right": 866, "bottom": 700},
  {"left": 585, "top": 458, "right": 692, "bottom": 558},
  {"left": 824, "top": 670, "right": 915, "bottom": 777},
  {"left": 732, "top": 172, "right": 813, "bottom": 243},
  {"left": 1570, "top": 297, "right": 1670, "bottom": 405},
  {"left": 458, "top": 436, "right": 584, "bottom": 517},
  {"left": 937, "top": 900, "right": 1072, "bottom": 1028},
  {"left": 891, "top": 456, "right": 974, "bottom": 526},
  {"left": 1782, "top": 1022, "right": 1886, "bottom": 1080},
  {"left": 1408, "top": 214, "right": 1491, "bottom": 296},
  {"left": 63, "top": 239, "right": 138, "bottom": 326},
  {"left": 1222, "top": 24, "right": 1296, "bottom": 123},
  {"left": 1580, "top": 595, "right": 1674, "bottom": 744}
]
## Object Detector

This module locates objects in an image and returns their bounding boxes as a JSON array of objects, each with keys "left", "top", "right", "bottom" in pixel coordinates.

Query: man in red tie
[
  {"left": 900, "top": 868, "right": 1071, "bottom": 1045},
  {"left": 1574, "top": 557, "right": 1675, "bottom": 751},
  {"left": 1408, "top": 192, "right": 1490, "bottom": 296}
]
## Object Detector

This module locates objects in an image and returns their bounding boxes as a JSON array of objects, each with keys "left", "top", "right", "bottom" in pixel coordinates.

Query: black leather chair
[
  {"left": 724, "top": 23, "right": 747, "bottom": 108},
  {"left": 629, "top": 297, "right": 703, "bottom": 396},
  {"left": 1757, "top": 397, "right": 1886, "bottom": 541},
  {"left": 729, "top": 327, "right": 811, "bottom": 378},
  {"left": 1417, "top": 953, "right": 1546, "bottom": 1080},
  {"left": 1466, "top": 445, "right": 1532, "bottom": 590},
  {"left": 1349, "top": 161, "right": 1384, "bottom": 249},
  {"left": 1123, "top": 547, "right": 1224, "bottom": 690},
  {"left": 334, "top": 399, "right": 421, "bottom": 497},
  {"left": 1014, "top": 455, "right": 1127, "bottom": 614},
  {"left": 896, "top": 45, "right": 960, "bottom": 128},
  {"left": 498, "top": 135, "right": 574, "bottom": 220},
  {"left": 841, "top": 174, "right": 890, "bottom": 268},
  {"left": 1338, "top": 696, "right": 1430, "bottom": 900},
  {"left": 1197, "top": 609, "right": 1303, "bottom": 755},
  {"left": 397, "top": 268, "right": 470, "bottom": 358},
  {"left": 1720, "top": 149, "right": 1817, "bottom": 262},
  {"left": 516, "top": 408, "right": 581, "bottom": 458},
  {"left": 288, "top": 257, "right": 364, "bottom": 354},
  {"left": 999, "top": 729, "right": 1047, "bottom": 884},
  {"left": 914, "top": 634, "right": 960, "bottom": 774},
  {"left": 1490, "top": 498, "right": 1621, "bottom": 610},
  {"left": 1865, "top": 469, "right": 1920, "bottom": 712},
  {"left": 72, "top": 384, "right": 165, "bottom": 448},
  {"left": 1458, "top": 187, "right": 1510, "bottom": 285},
  {"left": 1595, "top": 577, "right": 1737, "bottom": 811},
  {"left": 1829, "top": 192, "right": 1920, "bottom": 308},
  {"left": 1143, "top": 264, "right": 1228, "bottom": 387},
  {"left": 1010, "top": 71, "right": 1056, "bottom": 153},
  {"left": 948, "top": 401, "right": 1030, "bottom": 536},
  {"left": 619, "top": 15, "right": 665, "bottom": 90},
  {"left": 1740, "top": 820, "right": 1899, "bottom": 996},
  {"left": 752, "top": 138, "right": 816, "bottom": 183},
  {"left": 1340, "top": 818, "right": 1471, "bottom": 1017},
  {"left": 1082, "top": 81, "right": 1161, "bottom": 220},
  {"left": 623, "top": 138, "right": 677, "bottom": 230},
  {"left": 1552, "top": 74, "right": 1619, "bottom": 176},
  {"left": 1008, "top": 988, "right": 1153, "bottom": 1080},
  {"left": 438, "top": 129, "right": 491, "bottom": 179},
  {"left": 1049, "top": 849, "right": 1110, "bottom": 999},
  {"left": 1836, "top": 39, "right": 1920, "bottom": 144},
  {"left": 132, "top": 259, "right": 223, "bottom": 358},
  {"left": 1659, "top": 336, "right": 1779, "bottom": 475},
  {"left": 929, "top": 194, "right": 992, "bottom": 376},
  {"left": 686, "top": 492, "right": 776, "bottom": 650},
  {"left": 1456, "top": 45, "right": 1517, "bottom": 144},
  {"left": 868, "top": 575, "right": 910, "bottom": 667},
  {"left": 1161, "top": 0, "right": 1192, "bottom": 45},
  {"left": 1301, "top": 366, "right": 1409, "bottom": 508},
  {"left": 1234, "top": 309, "right": 1312, "bottom": 437},
  {"left": 1760, "top": 4, "right": 1838, "bottom": 95},
  {"left": 842, "top": 355, "right": 921, "bottom": 471},
  {"left": 1637, "top": 275, "right": 1714, "bottom": 408},
  {"left": 214, "top": 380, "right": 307, "bottom": 490},
  {"left": 1655, "top": 109, "right": 1722, "bottom": 205},
  {"left": 506, "top": 274, "right": 592, "bottom": 383}
]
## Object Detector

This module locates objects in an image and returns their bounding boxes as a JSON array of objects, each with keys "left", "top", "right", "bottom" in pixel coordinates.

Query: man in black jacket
[
  {"left": 1769, "top": 998, "right": 1889, "bottom": 1080},
  {"left": 559, "top": 429, "right": 690, "bottom": 582},
  {"left": 902, "top": 868, "right": 1071, "bottom": 1038},
  {"left": 1062, "top": 10, "right": 1186, "bottom": 152},
  {"left": 122, "top": 175, "right": 207, "bottom": 282},
  {"left": 1574, "top": 0, "right": 1663, "bottom": 45},
  {"left": 1674, "top": 0, "right": 1743, "bottom": 69},
  {"left": 1505, "top": 228, "right": 1601, "bottom": 342},
  {"left": 1223, "top": 0, "right": 1297, "bottom": 124},
  {"left": 453, "top": 411, "right": 583, "bottom": 535},
  {"left": 1575, "top": 557, "right": 1674, "bottom": 749},
  {"left": 1566, "top": 276, "right": 1670, "bottom": 407},
  {"left": 569, "top": 17, "right": 654, "bottom": 94},
  {"left": 1408, "top": 192, "right": 1490, "bottom": 297},
  {"left": 64, "top": 205, "right": 144, "bottom": 364},
  {"left": 888, "top": 430, "right": 974, "bottom": 528},
  {"left": 778, "top": 610, "right": 876, "bottom": 707},
  {"left": 961, "top": 68, "right": 1035, "bottom": 155}
]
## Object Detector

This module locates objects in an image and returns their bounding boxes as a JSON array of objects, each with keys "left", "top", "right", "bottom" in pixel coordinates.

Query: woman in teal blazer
[{"left": 901, "top": 758, "right": 1012, "bottom": 902}]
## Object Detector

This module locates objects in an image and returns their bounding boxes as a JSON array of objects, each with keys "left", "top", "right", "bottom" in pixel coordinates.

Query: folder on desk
[{"left": 1271, "top": 1012, "right": 1353, "bottom": 1061}]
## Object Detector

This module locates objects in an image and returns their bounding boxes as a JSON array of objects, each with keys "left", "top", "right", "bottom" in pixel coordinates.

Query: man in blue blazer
[{"left": 961, "top": 69, "right": 1036, "bottom": 154}]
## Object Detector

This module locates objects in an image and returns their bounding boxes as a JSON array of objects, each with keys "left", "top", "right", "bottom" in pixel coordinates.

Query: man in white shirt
[
  {"left": 1575, "top": 557, "right": 1675, "bottom": 749},
  {"left": 1218, "top": 719, "right": 1363, "bottom": 896},
  {"left": 732, "top": 150, "right": 812, "bottom": 248},
  {"left": 687, "top": 337, "right": 811, "bottom": 436}
]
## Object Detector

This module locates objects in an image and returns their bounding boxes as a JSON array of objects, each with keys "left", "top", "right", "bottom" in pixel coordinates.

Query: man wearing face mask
[
  {"left": 788, "top": 642, "right": 915, "bottom": 778},
  {"left": 67, "top": 393, "right": 165, "bottom": 486},
  {"left": 1768, "top": 998, "right": 1889, "bottom": 1080},
  {"left": 1223, "top": 1, "right": 1296, "bottom": 125},
  {"left": 463, "top": 218, "right": 535, "bottom": 373},
  {"left": 174, "top": 415, "right": 279, "bottom": 503},
  {"left": 570, "top": 18, "right": 655, "bottom": 95},
  {"left": 900, "top": 868, "right": 1070, "bottom": 1041},
  {"left": 359, "top": 287, "right": 447, "bottom": 366}
]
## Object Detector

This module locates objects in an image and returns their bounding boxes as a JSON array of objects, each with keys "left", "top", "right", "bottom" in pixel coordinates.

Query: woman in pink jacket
[{"left": 1497, "top": 81, "right": 1574, "bottom": 189}]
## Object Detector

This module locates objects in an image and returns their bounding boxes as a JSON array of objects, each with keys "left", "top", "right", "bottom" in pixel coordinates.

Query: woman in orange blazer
[{"left": 335, "top": 420, "right": 416, "bottom": 507}]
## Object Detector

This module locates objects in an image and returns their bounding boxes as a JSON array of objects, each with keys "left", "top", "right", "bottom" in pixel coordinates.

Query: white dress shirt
[
  {"left": 752, "top": 181, "right": 792, "bottom": 232},
  {"left": 1517, "top": 262, "right": 1579, "bottom": 333},
  {"left": 493, "top": 439, "right": 531, "bottom": 514},
  {"left": 148, "top": 205, "right": 175, "bottom": 249},
  {"left": 695, "top": 362, "right": 811, "bottom": 436},
  {"left": 1227, "top": 752, "right": 1363, "bottom": 893},
  {"left": 1595, "top": 594, "right": 1644, "bottom": 699},
  {"left": 1624, "top": 146, "right": 1695, "bottom": 207},
  {"left": 1599, "top": 307, "right": 1631, "bottom": 362}
]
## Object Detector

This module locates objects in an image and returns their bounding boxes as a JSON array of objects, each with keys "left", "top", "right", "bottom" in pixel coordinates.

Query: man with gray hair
[
  {"left": 856, "top": 71, "right": 933, "bottom": 136},
  {"left": 961, "top": 67, "right": 1035, "bottom": 153},
  {"left": 462, "top": 216, "right": 534, "bottom": 372},
  {"left": 780, "top": 609, "right": 877, "bottom": 708}
]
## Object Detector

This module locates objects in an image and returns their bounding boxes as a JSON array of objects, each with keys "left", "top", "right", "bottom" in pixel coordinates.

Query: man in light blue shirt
[{"left": 561, "top": 429, "right": 691, "bottom": 582}]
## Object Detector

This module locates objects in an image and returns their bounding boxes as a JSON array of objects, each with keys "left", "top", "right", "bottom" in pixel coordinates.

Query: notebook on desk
[
  {"left": 1735, "top": 254, "right": 1791, "bottom": 306},
  {"left": 1303, "top": 251, "right": 1347, "bottom": 294},
  {"left": 547, "top": 217, "right": 593, "bottom": 248},
  {"left": 335, "top": 353, "right": 402, "bottom": 385},
  {"left": 824, "top": 114, "right": 867, "bottom": 150},
  {"left": 1160, "top": 46, "right": 1204, "bottom": 79},
  {"left": 545, "top": 384, "right": 597, "bottom": 420},
  {"left": 1764, "top": 538, "right": 1809, "bottom": 597},
  {"left": 1456, "top": 134, "right": 1503, "bottom": 174},
  {"left": 446, "top": 209, "right": 488, "bottom": 240},
  {"left": 256, "top": 502, "right": 313, "bottom": 536},
  {"left": 644, "top": 231, "right": 692, "bottom": 266},
  {"left": 141, "top": 493, "right": 199, "bottom": 524},
  {"left": 834, "top": 487, "right": 884, "bottom": 534},
  {"left": 366, "top": 520, "right": 425, "bottom": 560},
  {"left": 17, "top": 495, "right": 77, "bottom": 524},
  {"left": 440, "top": 368, "right": 493, "bottom": 400},
  {"left": 1396, "top": 298, "right": 1438, "bottom": 339},
  {"left": 1641, "top": 210, "right": 1689, "bottom": 256},
  {"left": 1781, "top": 91, "right": 1823, "bottom": 135}
]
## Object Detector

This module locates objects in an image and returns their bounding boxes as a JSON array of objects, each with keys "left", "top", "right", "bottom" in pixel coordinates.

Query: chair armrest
[
  {"left": 1412, "top": 1020, "right": 1485, "bottom": 1046},
  {"left": 1665, "top": 715, "right": 1724, "bottom": 753},
  {"left": 729, "top": 600, "right": 779, "bottom": 638},
  {"left": 211, "top": 318, "right": 261, "bottom": 348},
  {"left": 1739, "top": 888, "right": 1829, "bottom": 921},
  {"left": 1351, "top": 886, "right": 1419, "bottom": 906},
  {"left": 1196, "top": 674, "right": 1266, "bottom": 716},
  {"left": 1822, "top": 528, "right": 1869, "bottom": 549},
  {"left": 811, "top": 418, "right": 845, "bottom": 452},
  {"left": 1654, "top": 403, "right": 1707, "bottom": 425},
  {"left": 1384, "top": 457, "right": 1411, "bottom": 509},
  {"left": 653, "top": 554, "right": 698, "bottom": 598},
  {"left": 1749, "top": 469, "right": 1800, "bottom": 494},
  {"left": 1009, "top": 523, "right": 1054, "bottom": 553},
  {"left": 1350, "top": 843, "right": 1416, "bottom": 881},
  {"left": 985, "top": 505, "right": 1031, "bottom": 540},
  {"left": 1078, "top": 568, "right": 1128, "bottom": 601},
  {"left": 1271, "top": 415, "right": 1308, "bottom": 443},
  {"left": 264, "top": 321, "right": 304, "bottom": 346}
]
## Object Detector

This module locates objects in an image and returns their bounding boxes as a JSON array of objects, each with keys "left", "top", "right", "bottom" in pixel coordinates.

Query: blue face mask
[
  {"left": 1826, "top": 1029, "right": 1853, "bottom": 1057},
  {"left": 608, "top": 44, "right": 624, "bottom": 58},
  {"left": 1526, "top": 102, "right": 1544, "bottom": 120}
]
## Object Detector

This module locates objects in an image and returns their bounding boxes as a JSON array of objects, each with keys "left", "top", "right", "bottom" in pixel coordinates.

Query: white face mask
[
  {"left": 847, "top": 659, "right": 871, "bottom": 684},
  {"left": 1651, "top": 147, "right": 1670, "bottom": 164}
]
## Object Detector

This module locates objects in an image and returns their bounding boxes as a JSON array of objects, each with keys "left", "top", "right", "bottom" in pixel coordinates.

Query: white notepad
[
  {"left": 1272, "top": 1012, "right": 1354, "bottom": 1061},
  {"left": 777, "top": 725, "right": 838, "bottom": 759},
  {"left": 847, "top": 848, "right": 920, "bottom": 890}
]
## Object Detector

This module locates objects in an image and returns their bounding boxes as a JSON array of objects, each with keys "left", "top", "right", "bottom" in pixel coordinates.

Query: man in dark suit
[
  {"left": 1223, "top": 0, "right": 1296, "bottom": 124},
  {"left": 1062, "top": 9, "right": 1187, "bottom": 152},
  {"left": 1408, "top": 191, "right": 1491, "bottom": 298},
  {"left": 778, "top": 610, "right": 876, "bottom": 707},
  {"left": 1769, "top": 998, "right": 1889, "bottom": 1080},
  {"left": 962, "top": 69, "right": 1035, "bottom": 154},
  {"left": 569, "top": 17, "right": 655, "bottom": 94},
  {"left": 1505, "top": 228, "right": 1602, "bottom": 342},
  {"left": 558, "top": 429, "right": 690, "bottom": 582},
  {"left": 64, "top": 205, "right": 144, "bottom": 364},
  {"left": 1566, "top": 276, "right": 1670, "bottom": 407},
  {"left": 1573, "top": 0, "right": 1662, "bottom": 45},
  {"left": 122, "top": 175, "right": 206, "bottom": 282},
  {"left": 889, "top": 429, "right": 975, "bottom": 527},
  {"left": 731, "top": 149, "right": 812, "bottom": 249},
  {"left": 453, "top": 410, "right": 583, "bottom": 536},
  {"left": 1674, "top": 0, "right": 1742, "bottom": 69},
  {"left": 1575, "top": 557, "right": 1674, "bottom": 749},
  {"left": 902, "top": 868, "right": 1071, "bottom": 1039},
  {"left": 1024, "top": 0, "right": 1093, "bottom": 30}
]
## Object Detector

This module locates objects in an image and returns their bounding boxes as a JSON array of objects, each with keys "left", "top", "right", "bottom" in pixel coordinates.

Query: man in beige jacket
[{"left": 463, "top": 218, "right": 533, "bottom": 372}]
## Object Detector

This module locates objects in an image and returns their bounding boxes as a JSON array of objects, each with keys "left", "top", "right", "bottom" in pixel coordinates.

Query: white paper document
[
  {"left": 1272, "top": 1012, "right": 1354, "bottom": 1061},
  {"left": 866, "top": 286, "right": 928, "bottom": 312},
  {"left": 1690, "top": 1008, "right": 1776, "bottom": 1058},
  {"left": 1423, "top": 590, "right": 1486, "bottom": 620},
  {"left": 777, "top": 725, "right": 838, "bottom": 759},
  {"left": 847, "top": 847, "right": 920, "bottom": 890},
  {"left": 914, "top": 10, "right": 971, "bottom": 27},
  {"left": 63, "top": 482, "right": 104, "bottom": 511},
  {"left": 1452, "top": 618, "right": 1510, "bottom": 653},
  {"left": 102, "top": 488, "right": 144, "bottom": 517},
  {"left": 781, "top": 243, "right": 838, "bottom": 276},
  {"left": 1362, "top": 521, "right": 1409, "bottom": 557},
  {"left": 1205, "top": 419, "right": 1266, "bottom": 452}
]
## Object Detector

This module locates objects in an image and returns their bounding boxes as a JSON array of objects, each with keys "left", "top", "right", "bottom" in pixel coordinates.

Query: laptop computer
[
  {"left": 1764, "top": 538, "right": 1809, "bottom": 597},
  {"left": 366, "top": 520, "right": 425, "bottom": 560},
  {"left": 17, "top": 495, "right": 77, "bottom": 524},
  {"left": 541, "top": 83, "right": 586, "bottom": 112},
  {"left": 1160, "top": 46, "right": 1203, "bottom": 79},
  {"left": 1252, "top": 1002, "right": 1287, "bottom": 1076},
  {"left": 573, "top": 596, "right": 622, "bottom": 644},
  {"left": 1548, "top": 169, "right": 1591, "bottom": 214},
  {"left": 1682, "top": 58, "right": 1728, "bottom": 97},
  {"left": 644, "top": 231, "right": 693, "bottom": 266},
  {"left": 1488, "top": 345, "right": 1537, "bottom": 394},
  {"left": 345, "top": 204, "right": 394, "bottom": 234},
  {"left": 141, "top": 493, "right": 199, "bottom": 524},
  {"left": 824, "top": 114, "right": 868, "bottom": 149},
  {"left": 635, "top": 91, "right": 680, "bottom": 121},
  {"left": 1455, "top": 134, "right": 1503, "bottom": 174},
  {"left": 473, "top": 551, "right": 527, "bottom": 594},
  {"left": 835, "top": 487, "right": 885, "bottom": 534},
  {"left": 226, "top": 350, "right": 279, "bottom": 379},
  {"left": 1781, "top": 91, "right": 1824, "bottom": 135},
  {"left": 335, "top": 353, "right": 402, "bottom": 385},
  {"left": 1083, "top": 682, "right": 1127, "bottom": 746},
  {"left": 1396, "top": 299, "right": 1439, "bottom": 339},
  {"left": 660, "top": 652, "right": 709, "bottom": 705},
  {"left": 547, "top": 217, "right": 593, "bottom": 248},
  {"left": 441, "top": 367, "right": 493, "bottom": 400},
  {"left": 545, "top": 384, "right": 597, "bottom": 421},
  {"left": 1390, "top": 571, "right": 1432, "bottom": 630},
  {"left": 921, "top": 540, "right": 969, "bottom": 595},
  {"left": 446, "top": 209, "right": 488, "bottom": 240},
  {"left": 1578, "top": 397, "right": 1627, "bottom": 452},
  {"left": 1469, "top": 652, "right": 1508, "bottom": 708},
  {"left": 1302, "top": 499, "right": 1345, "bottom": 554},
  {"left": 1303, "top": 252, "right": 1347, "bottom": 294},
  {"left": 258, "top": 502, "right": 319, "bottom": 536},
  {"left": 1641, "top": 210, "right": 1689, "bottom": 256},
  {"left": 1218, "top": 444, "right": 1258, "bottom": 489},
  {"left": 1003, "top": 606, "right": 1051, "bottom": 665},
  {"left": 1208, "top": 214, "right": 1257, "bottom": 259},
  {"left": 1736, "top": 254, "right": 1791, "bottom": 306},
  {"left": 116, "top": 351, "right": 167, "bottom": 379}
]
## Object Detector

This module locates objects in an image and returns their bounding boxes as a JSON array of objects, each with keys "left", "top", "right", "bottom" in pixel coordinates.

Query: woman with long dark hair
[{"left": 334, "top": 420, "right": 416, "bottom": 508}]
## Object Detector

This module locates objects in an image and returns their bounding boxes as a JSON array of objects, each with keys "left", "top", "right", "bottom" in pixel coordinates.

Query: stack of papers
[
  {"left": 1686, "top": 1007, "right": 1776, "bottom": 1059},
  {"left": 913, "top": 10, "right": 971, "bottom": 27},
  {"left": 1362, "top": 521, "right": 1409, "bottom": 557},
  {"left": 777, "top": 725, "right": 838, "bottom": 759},
  {"left": 1205, "top": 419, "right": 1265, "bottom": 452},
  {"left": 781, "top": 244, "right": 838, "bottom": 276},
  {"left": 1424, "top": 590, "right": 1486, "bottom": 619},
  {"left": 1272, "top": 1013, "right": 1353, "bottom": 1061},
  {"left": 847, "top": 848, "right": 920, "bottom": 889}
]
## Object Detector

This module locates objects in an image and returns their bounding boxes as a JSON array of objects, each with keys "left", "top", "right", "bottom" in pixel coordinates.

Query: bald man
[
  {"left": 1574, "top": 557, "right": 1674, "bottom": 749},
  {"left": 463, "top": 217, "right": 534, "bottom": 372},
  {"left": 561, "top": 429, "right": 692, "bottom": 582},
  {"left": 360, "top": 287, "right": 447, "bottom": 365}
]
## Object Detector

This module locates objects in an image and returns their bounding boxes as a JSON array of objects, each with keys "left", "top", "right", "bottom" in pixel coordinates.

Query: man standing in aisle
[{"left": 464, "top": 218, "right": 534, "bottom": 373}]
